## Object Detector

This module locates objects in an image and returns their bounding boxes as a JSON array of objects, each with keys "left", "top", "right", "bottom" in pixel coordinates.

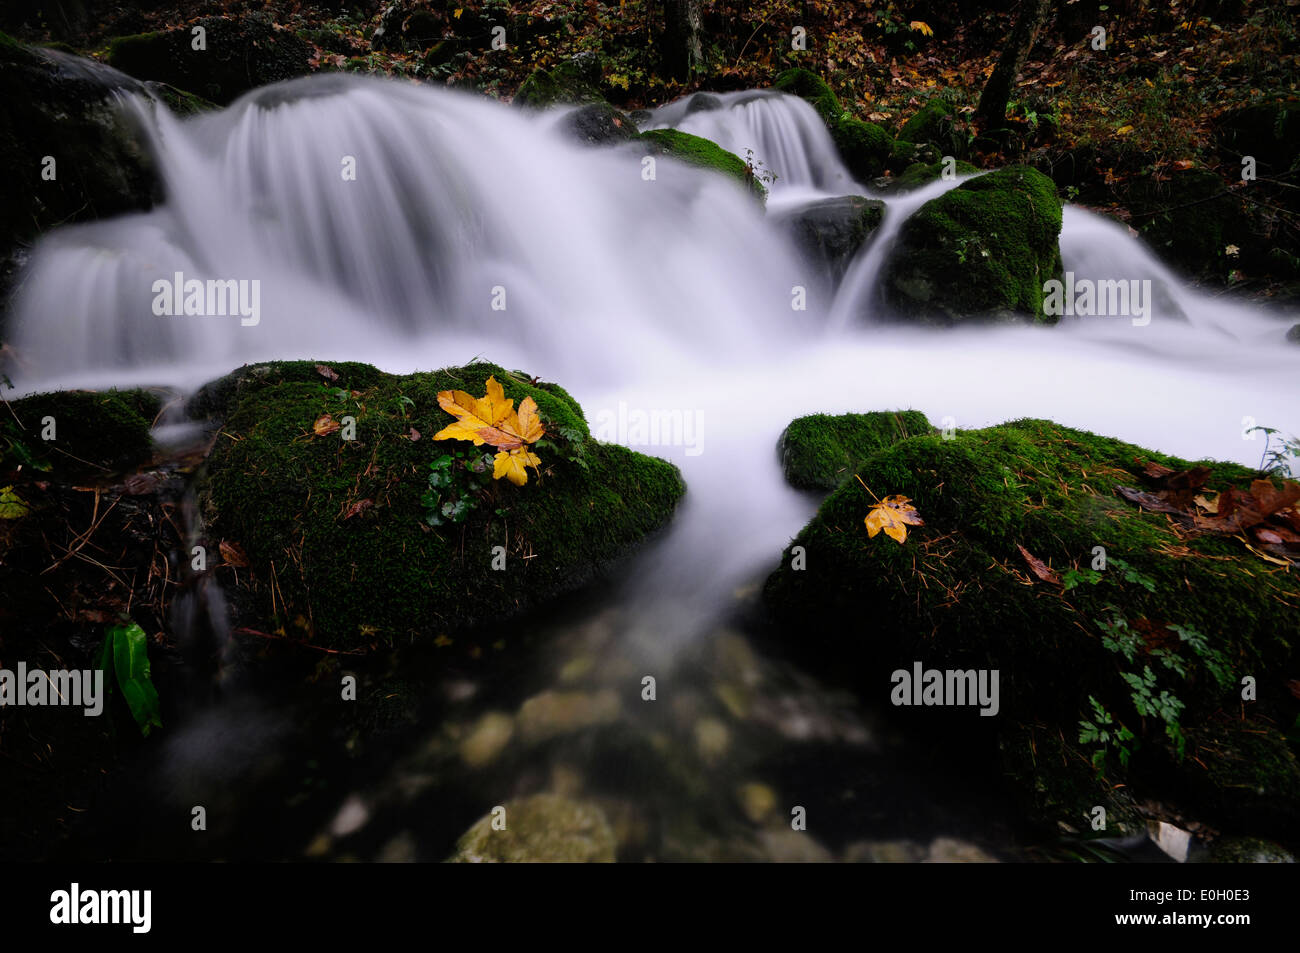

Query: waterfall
[{"left": 6, "top": 73, "right": 1298, "bottom": 646}]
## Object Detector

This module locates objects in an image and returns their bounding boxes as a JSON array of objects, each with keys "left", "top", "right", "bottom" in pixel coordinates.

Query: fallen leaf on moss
[
  {"left": 219, "top": 540, "right": 249, "bottom": 567},
  {"left": 865, "top": 495, "right": 923, "bottom": 544},
  {"left": 1017, "top": 544, "right": 1062, "bottom": 585},
  {"left": 313, "top": 414, "right": 340, "bottom": 436}
]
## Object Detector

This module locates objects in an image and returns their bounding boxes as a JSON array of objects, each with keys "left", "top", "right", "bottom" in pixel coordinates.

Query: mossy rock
[
  {"left": 198, "top": 361, "right": 685, "bottom": 650},
  {"left": 778, "top": 411, "right": 932, "bottom": 491},
  {"left": 881, "top": 165, "right": 1063, "bottom": 324},
  {"left": 777, "top": 195, "right": 885, "bottom": 287},
  {"left": 1199, "top": 836, "right": 1296, "bottom": 863},
  {"left": 888, "top": 158, "right": 980, "bottom": 194},
  {"left": 107, "top": 16, "right": 310, "bottom": 105},
  {"left": 0, "top": 35, "right": 157, "bottom": 260},
  {"left": 772, "top": 67, "right": 842, "bottom": 125},
  {"left": 449, "top": 793, "right": 616, "bottom": 862},
  {"left": 3, "top": 389, "right": 157, "bottom": 478},
  {"left": 1116, "top": 169, "right": 1244, "bottom": 281},
  {"left": 830, "top": 117, "right": 894, "bottom": 181},
  {"left": 897, "top": 97, "right": 965, "bottom": 158},
  {"left": 764, "top": 416, "right": 1300, "bottom": 839},
  {"left": 772, "top": 68, "right": 893, "bottom": 182},
  {"left": 636, "top": 128, "right": 766, "bottom": 201},
  {"left": 513, "top": 61, "right": 603, "bottom": 109}
]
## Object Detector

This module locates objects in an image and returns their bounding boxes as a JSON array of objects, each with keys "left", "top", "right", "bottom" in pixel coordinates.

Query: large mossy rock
[
  {"left": 776, "top": 196, "right": 885, "bottom": 287},
  {"left": 881, "top": 165, "right": 1063, "bottom": 324},
  {"left": 1115, "top": 168, "right": 1246, "bottom": 282},
  {"left": 636, "top": 128, "right": 766, "bottom": 201},
  {"left": 765, "top": 417, "right": 1300, "bottom": 841},
  {"left": 3, "top": 388, "right": 158, "bottom": 479},
  {"left": 196, "top": 361, "right": 685, "bottom": 651},
  {"left": 107, "top": 15, "right": 310, "bottom": 105},
  {"left": 777, "top": 410, "right": 931, "bottom": 491},
  {"left": 897, "top": 98, "right": 965, "bottom": 159},
  {"left": 513, "top": 60, "right": 604, "bottom": 109},
  {"left": 0, "top": 34, "right": 156, "bottom": 266},
  {"left": 773, "top": 68, "right": 893, "bottom": 181}
]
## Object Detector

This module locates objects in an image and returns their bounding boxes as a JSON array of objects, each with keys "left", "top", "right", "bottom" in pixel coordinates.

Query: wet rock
[
  {"left": 459, "top": 711, "right": 514, "bottom": 768},
  {"left": 925, "top": 837, "right": 1000, "bottom": 863},
  {"left": 450, "top": 794, "right": 616, "bottom": 862},
  {"left": 1198, "top": 836, "right": 1295, "bottom": 863},
  {"left": 776, "top": 195, "right": 885, "bottom": 287},
  {"left": 560, "top": 103, "right": 638, "bottom": 147},
  {"left": 736, "top": 782, "right": 778, "bottom": 824},
  {"left": 517, "top": 689, "right": 621, "bottom": 744},
  {"left": 842, "top": 839, "right": 927, "bottom": 863},
  {"left": 757, "top": 829, "right": 834, "bottom": 863}
]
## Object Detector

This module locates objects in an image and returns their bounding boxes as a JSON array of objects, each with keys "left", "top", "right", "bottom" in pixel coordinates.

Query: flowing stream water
[{"left": 7, "top": 76, "right": 1299, "bottom": 861}]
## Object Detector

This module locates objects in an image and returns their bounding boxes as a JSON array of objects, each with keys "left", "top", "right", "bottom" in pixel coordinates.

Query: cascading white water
[{"left": 6, "top": 74, "right": 1299, "bottom": 655}]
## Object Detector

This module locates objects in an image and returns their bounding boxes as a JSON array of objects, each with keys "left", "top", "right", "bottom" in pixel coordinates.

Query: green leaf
[
  {"left": 0, "top": 485, "right": 29, "bottom": 519},
  {"left": 106, "top": 623, "right": 163, "bottom": 736}
]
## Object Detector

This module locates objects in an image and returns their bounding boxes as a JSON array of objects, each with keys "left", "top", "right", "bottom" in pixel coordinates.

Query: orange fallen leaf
[
  {"left": 313, "top": 414, "right": 340, "bottom": 436},
  {"left": 864, "top": 494, "right": 924, "bottom": 544},
  {"left": 219, "top": 540, "right": 249, "bottom": 567}
]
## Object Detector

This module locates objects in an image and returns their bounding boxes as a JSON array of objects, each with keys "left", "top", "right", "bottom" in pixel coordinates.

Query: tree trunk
[
  {"left": 662, "top": 0, "right": 704, "bottom": 83},
  {"left": 975, "top": 0, "right": 1053, "bottom": 132}
]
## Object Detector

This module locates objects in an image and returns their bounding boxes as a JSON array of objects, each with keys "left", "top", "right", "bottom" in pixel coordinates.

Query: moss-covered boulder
[
  {"left": 778, "top": 411, "right": 932, "bottom": 491},
  {"left": 884, "top": 158, "right": 980, "bottom": 195},
  {"left": 196, "top": 361, "right": 685, "bottom": 651},
  {"left": 0, "top": 35, "right": 157, "bottom": 274},
  {"left": 773, "top": 68, "right": 893, "bottom": 181},
  {"left": 449, "top": 793, "right": 617, "bottom": 862},
  {"left": 1115, "top": 168, "right": 1245, "bottom": 281},
  {"left": 764, "top": 417, "right": 1300, "bottom": 842},
  {"left": 830, "top": 117, "right": 894, "bottom": 182},
  {"left": 637, "top": 128, "right": 766, "bottom": 201},
  {"left": 513, "top": 60, "right": 603, "bottom": 109},
  {"left": 107, "top": 15, "right": 310, "bottom": 105},
  {"left": 897, "top": 97, "right": 965, "bottom": 158},
  {"left": 3, "top": 389, "right": 158, "bottom": 479},
  {"left": 880, "top": 165, "right": 1063, "bottom": 324},
  {"left": 772, "top": 67, "right": 841, "bottom": 124}
]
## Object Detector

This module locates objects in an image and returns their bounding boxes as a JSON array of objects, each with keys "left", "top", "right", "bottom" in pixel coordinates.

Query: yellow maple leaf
[
  {"left": 494, "top": 447, "right": 542, "bottom": 486},
  {"left": 864, "top": 494, "right": 924, "bottom": 544},
  {"left": 909, "top": 21, "right": 934, "bottom": 36},
  {"left": 434, "top": 376, "right": 546, "bottom": 483}
]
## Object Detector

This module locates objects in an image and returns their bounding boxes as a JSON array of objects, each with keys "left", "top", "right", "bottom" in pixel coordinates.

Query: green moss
[
  {"left": 891, "top": 158, "right": 979, "bottom": 193},
  {"left": 5, "top": 390, "right": 154, "bottom": 477},
  {"left": 773, "top": 67, "right": 842, "bottom": 124},
  {"left": 778, "top": 411, "right": 933, "bottom": 491},
  {"left": 513, "top": 62, "right": 602, "bottom": 109},
  {"left": 764, "top": 416, "right": 1300, "bottom": 837},
  {"left": 200, "top": 361, "right": 683, "bottom": 650},
  {"left": 898, "top": 97, "right": 960, "bottom": 152},
  {"left": 830, "top": 117, "right": 894, "bottom": 181},
  {"left": 773, "top": 68, "right": 895, "bottom": 181},
  {"left": 637, "top": 128, "right": 766, "bottom": 201},
  {"left": 882, "top": 165, "right": 1063, "bottom": 324}
]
